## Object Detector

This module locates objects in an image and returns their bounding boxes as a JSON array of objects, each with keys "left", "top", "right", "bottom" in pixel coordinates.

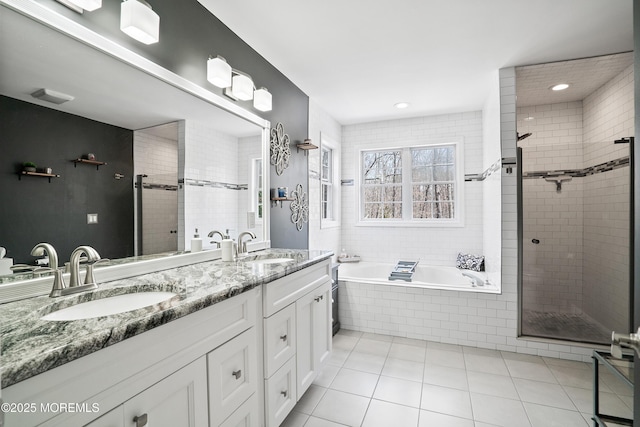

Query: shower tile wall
[
  {"left": 134, "top": 127, "right": 178, "bottom": 255},
  {"left": 179, "top": 120, "right": 240, "bottom": 251},
  {"left": 582, "top": 64, "right": 633, "bottom": 333},
  {"left": 517, "top": 102, "right": 584, "bottom": 314},
  {"left": 518, "top": 64, "right": 633, "bottom": 334}
]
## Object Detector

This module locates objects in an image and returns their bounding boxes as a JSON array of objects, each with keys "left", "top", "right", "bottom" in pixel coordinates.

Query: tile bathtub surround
[
  {"left": 0, "top": 249, "right": 332, "bottom": 388},
  {"left": 281, "top": 330, "right": 632, "bottom": 427}
]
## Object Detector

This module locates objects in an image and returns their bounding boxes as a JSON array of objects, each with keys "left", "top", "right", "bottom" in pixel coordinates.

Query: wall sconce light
[
  {"left": 31, "top": 88, "right": 75, "bottom": 105},
  {"left": 120, "top": 0, "right": 160, "bottom": 45},
  {"left": 253, "top": 87, "right": 272, "bottom": 112},
  {"left": 206, "top": 56, "right": 272, "bottom": 111},
  {"left": 207, "top": 56, "right": 232, "bottom": 88}
]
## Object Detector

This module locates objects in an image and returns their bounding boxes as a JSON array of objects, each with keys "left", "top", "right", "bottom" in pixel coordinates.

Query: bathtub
[{"left": 338, "top": 261, "right": 499, "bottom": 294}]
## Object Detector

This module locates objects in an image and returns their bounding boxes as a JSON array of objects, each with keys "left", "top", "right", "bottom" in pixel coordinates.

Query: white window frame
[
  {"left": 357, "top": 140, "right": 464, "bottom": 227},
  {"left": 320, "top": 135, "right": 340, "bottom": 229}
]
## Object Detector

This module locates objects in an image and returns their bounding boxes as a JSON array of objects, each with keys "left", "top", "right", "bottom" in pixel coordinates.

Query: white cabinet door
[
  {"left": 295, "top": 279, "right": 331, "bottom": 399},
  {"left": 84, "top": 406, "right": 123, "bottom": 426},
  {"left": 122, "top": 357, "right": 208, "bottom": 427},
  {"left": 264, "top": 356, "right": 297, "bottom": 427},
  {"left": 264, "top": 303, "right": 296, "bottom": 378},
  {"left": 208, "top": 327, "right": 258, "bottom": 426}
]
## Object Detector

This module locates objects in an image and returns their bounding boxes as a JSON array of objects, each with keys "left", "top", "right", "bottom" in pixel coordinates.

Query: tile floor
[{"left": 281, "top": 330, "right": 633, "bottom": 427}]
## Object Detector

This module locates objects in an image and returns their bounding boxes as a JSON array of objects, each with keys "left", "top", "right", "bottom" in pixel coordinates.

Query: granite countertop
[{"left": 0, "top": 248, "right": 333, "bottom": 388}]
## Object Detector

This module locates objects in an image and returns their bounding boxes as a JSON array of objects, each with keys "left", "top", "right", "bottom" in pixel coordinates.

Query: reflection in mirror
[{"left": 0, "top": 3, "right": 269, "bottom": 283}]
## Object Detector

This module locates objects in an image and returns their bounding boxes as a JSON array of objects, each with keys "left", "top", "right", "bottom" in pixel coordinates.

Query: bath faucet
[
  {"left": 30, "top": 243, "right": 66, "bottom": 298},
  {"left": 65, "top": 245, "right": 102, "bottom": 295},
  {"left": 461, "top": 271, "right": 486, "bottom": 287},
  {"left": 237, "top": 231, "right": 256, "bottom": 257},
  {"left": 208, "top": 230, "right": 225, "bottom": 248}
]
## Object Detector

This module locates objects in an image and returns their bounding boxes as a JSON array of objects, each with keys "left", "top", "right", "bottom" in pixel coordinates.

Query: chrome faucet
[
  {"left": 208, "top": 230, "right": 225, "bottom": 248},
  {"left": 237, "top": 231, "right": 256, "bottom": 257},
  {"left": 66, "top": 245, "right": 102, "bottom": 294},
  {"left": 30, "top": 243, "right": 66, "bottom": 298}
]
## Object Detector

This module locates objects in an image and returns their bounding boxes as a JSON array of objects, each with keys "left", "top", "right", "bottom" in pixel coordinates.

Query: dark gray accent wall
[
  {"left": 0, "top": 95, "right": 134, "bottom": 264},
  {"left": 35, "top": 0, "right": 310, "bottom": 249}
]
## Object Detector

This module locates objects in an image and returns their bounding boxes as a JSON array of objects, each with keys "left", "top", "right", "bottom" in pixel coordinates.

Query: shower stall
[{"left": 516, "top": 53, "right": 633, "bottom": 345}]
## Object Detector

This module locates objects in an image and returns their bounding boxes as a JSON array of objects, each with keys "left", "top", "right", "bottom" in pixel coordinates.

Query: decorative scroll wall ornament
[
  {"left": 289, "top": 184, "right": 309, "bottom": 231},
  {"left": 270, "top": 122, "right": 291, "bottom": 175}
]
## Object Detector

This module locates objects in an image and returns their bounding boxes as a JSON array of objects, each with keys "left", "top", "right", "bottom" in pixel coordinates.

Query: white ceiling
[{"left": 198, "top": 0, "right": 634, "bottom": 125}]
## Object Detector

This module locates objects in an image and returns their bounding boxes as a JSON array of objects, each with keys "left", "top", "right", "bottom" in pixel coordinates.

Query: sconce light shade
[
  {"left": 68, "top": 0, "right": 101, "bottom": 11},
  {"left": 120, "top": 0, "right": 160, "bottom": 45},
  {"left": 232, "top": 74, "right": 254, "bottom": 101},
  {"left": 253, "top": 87, "right": 272, "bottom": 111},
  {"left": 207, "top": 56, "right": 232, "bottom": 88}
]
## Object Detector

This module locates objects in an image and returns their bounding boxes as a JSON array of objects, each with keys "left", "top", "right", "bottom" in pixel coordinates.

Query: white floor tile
[
  {"left": 393, "top": 336, "right": 428, "bottom": 347},
  {"left": 421, "top": 383, "right": 473, "bottom": 419},
  {"left": 504, "top": 359, "right": 558, "bottom": 383},
  {"left": 418, "top": 410, "right": 474, "bottom": 427},
  {"left": 312, "top": 389, "right": 370, "bottom": 427},
  {"left": 523, "top": 402, "right": 589, "bottom": 427},
  {"left": 280, "top": 410, "right": 309, "bottom": 427},
  {"left": 512, "top": 378, "right": 576, "bottom": 410},
  {"left": 470, "top": 393, "right": 531, "bottom": 427},
  {"left": 304, "top": 416, "right": 350, "bottom": 427},
  {"left": 373, "top": 375, "right": 422, "bottom": 408},
  {"left": 354, "top": 338, "right": 392, "bottom": 356},
  {"left": 423, "top": 364, "right": 468, "bottom": 390},
  {"left": 332, "top": 334, "right": 359, "bottom": 352},
  {"left": 427, "top": 341, "right": 464, "bottom": 353},
  {"left": 388, "top": 342, "right": 426, "bottom": 362},
  {"left": 464, "top": 353, "right": 510, "bottom": 376},
  {"left": 548, "top": 365, "right": 599, "bottom": 390},
  {"left": 295, "top": 385, "right": 327, "bottom": 414},
  {"left": 313, "top": 363, "right": 340, "bottom": 388},
  {"left": 425, "top": 348, "right": 466, "bottom": 369},
  {"left": 361, "top": 399, "right": 419, "bottom": 427},
  {"left": 343, "top": 351, "right": 386, "bottom": 374},
  {"left": 466, "top": 371, "right": 519, "bottom": 399},
  {"left": 564, "top": 385, "right": 633, "bottom": 419},
  {"left": 330, "top": 368, "right": 379, "bottom": 397},
  {"left": 382, "top": 357, "right": 424, "bottom": 382}
]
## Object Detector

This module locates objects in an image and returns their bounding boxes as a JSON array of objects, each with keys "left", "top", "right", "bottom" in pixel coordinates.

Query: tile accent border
[
  {"left": 179, "top": 178, "right": 248, "bottom": 190},
  {"left": 465, "top": 158, "right": 502, "bottom": 182},
  {"left": 522, "top": 156, "right": 629, "bottom": 179}
]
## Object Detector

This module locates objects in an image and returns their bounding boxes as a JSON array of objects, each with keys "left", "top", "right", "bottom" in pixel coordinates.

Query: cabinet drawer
[
  {"left": 265, "top": 356, "right": 297, "bottom": 427},
  {"left": 263, "top": 260, "right": 330, "bottom": 317},
  {"left": 208, "top": 328, "right": 258, "bottom": 426},
  {"left": 264, "top": 303, "right": 296, "bottom": 378},
  {"left": 219, "top": 393, "right": 259, "bottom": 427}
]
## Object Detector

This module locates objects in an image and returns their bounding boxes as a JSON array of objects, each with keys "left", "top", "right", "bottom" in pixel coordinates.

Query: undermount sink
[
  {"left": 247, "top": 257, "right": 295, "bottom": 265},
  {"left": 41, "top": 291, "right": 177, "bottom": 321}
]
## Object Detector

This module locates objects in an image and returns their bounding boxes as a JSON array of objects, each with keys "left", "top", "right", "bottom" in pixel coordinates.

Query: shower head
[{"left": 517, "top": 132, "right": 532, "bottom": 142}]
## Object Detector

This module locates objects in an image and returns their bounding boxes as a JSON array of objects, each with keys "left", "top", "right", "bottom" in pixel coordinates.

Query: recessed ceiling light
[
  {"left": 551, "top": 83, "right": 570, "bottom": 91},
  {"left": 394, "top": 102, "right": 410, "bottom": 109}
]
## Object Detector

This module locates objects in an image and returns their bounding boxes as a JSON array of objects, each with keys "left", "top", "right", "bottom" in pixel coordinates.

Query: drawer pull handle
[
  {"left": 232, "top": 369, "right": 242, "bottom": 379},
  {"left": 281, "top": 390, "right": 288, "bottom": 397},
  {"left": 133, "top": 414, "right": 148, "bottom": 427},
  {"left": 314, "top": 295, "right": 324, "bottom": 302},
  {"left": 280, "top": 334, "right": 287, "bottom": 341}
]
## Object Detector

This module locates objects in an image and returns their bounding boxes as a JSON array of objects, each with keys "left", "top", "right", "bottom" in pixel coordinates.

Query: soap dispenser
[
  {"left": 191, "top": 228, "right": 203, "bottom": 252},
  {"left": 221, "top": 229, "right": 235, "bottom": 262}
]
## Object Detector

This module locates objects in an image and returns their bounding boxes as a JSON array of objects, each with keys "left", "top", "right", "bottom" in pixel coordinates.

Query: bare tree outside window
[{"left": 361, "top": 145, "right": 456, "bottom": 221}]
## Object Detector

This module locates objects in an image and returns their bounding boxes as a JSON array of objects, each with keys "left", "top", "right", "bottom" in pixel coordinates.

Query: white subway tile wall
[
  {"left": 133, "top": 125, "right": 179, "bottom": 255},
  {"left": 340, "top": 112, "right": 485, "bottom": 266}
]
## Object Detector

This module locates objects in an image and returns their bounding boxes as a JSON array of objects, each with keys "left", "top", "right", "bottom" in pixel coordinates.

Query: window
[
  {"left": 321, "top": 146, "right": 333, "bottom": 220},
  {"left": 360, "top": 142, "right": 462, "bottom": 225},
  {"left": 320, "top": 135, "right": 340, "bottom": 228}
]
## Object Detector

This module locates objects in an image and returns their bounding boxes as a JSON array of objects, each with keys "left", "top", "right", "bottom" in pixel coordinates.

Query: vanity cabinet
[
  {"left": 3, "top": 287, "right": 260, "bottom": 427},
  {"left": 86, "top": 357, "right": 208, "bottom": 426},
  {"left": 262, "top": 260, "right": 332, "bottom": 426}
]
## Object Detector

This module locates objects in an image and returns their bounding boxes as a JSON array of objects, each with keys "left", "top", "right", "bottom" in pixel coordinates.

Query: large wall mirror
[{"left": 0, "top": 1, "right": 270, "bottom": 282}]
